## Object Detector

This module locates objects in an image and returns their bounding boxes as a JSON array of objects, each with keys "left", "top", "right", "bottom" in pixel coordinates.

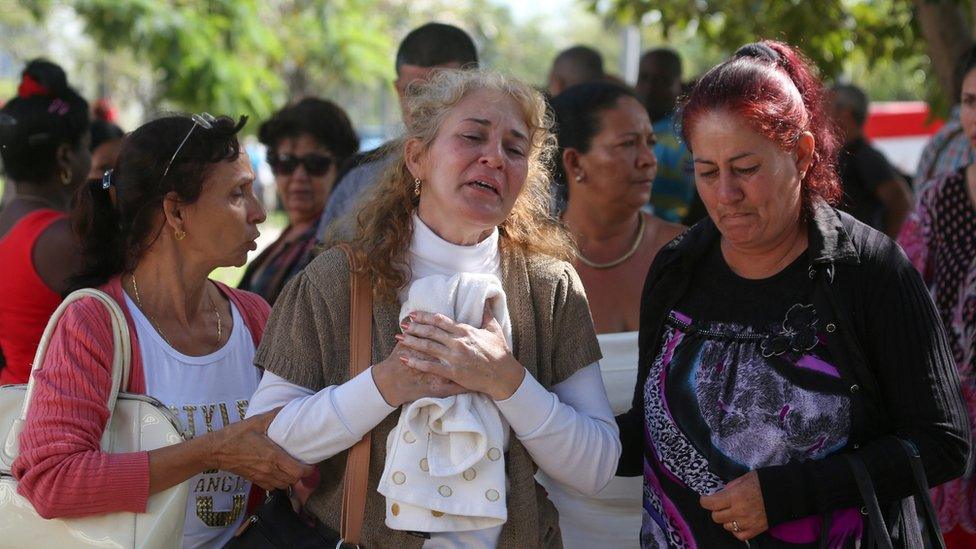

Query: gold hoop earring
[
  {"left": 60, "top": 169, "right": 71, "bottom": 185},
  {"left": 414, "top": 178, "right": 421, "bottom": 197},
  {"left": 174, "top": 229, "right": 187, "bottom": 241}
]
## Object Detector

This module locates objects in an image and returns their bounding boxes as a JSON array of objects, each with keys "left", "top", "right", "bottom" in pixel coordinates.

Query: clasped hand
[
  {"left": 700, "top": 470, "right": 769, "bottom": 542},
  {"left": 394, "top": 307, "right": 525, "bottom": 401}
]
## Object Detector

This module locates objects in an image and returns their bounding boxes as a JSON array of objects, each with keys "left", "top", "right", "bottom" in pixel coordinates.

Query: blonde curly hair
[{"left": 331, "top": 69, "right": 574, "bottom": 303}]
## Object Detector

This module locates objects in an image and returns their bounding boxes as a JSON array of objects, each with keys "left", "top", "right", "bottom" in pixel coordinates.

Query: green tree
[
  {"left": 591, "top": 0, "right": 974, "bottom": 112},
  {"left": 56, "top": 0, "right": 393, "bottom": 123}
]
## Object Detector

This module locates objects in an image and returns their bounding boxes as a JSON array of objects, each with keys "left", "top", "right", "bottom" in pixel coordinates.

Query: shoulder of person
[
  {"left": 299, "top": 245, "right": 353, "bottom": 294},
  {"left": 522, "top": 251, "right": 579, "bottom": 288},
  {"left": 339, "top": 147, "right": 394, "bottom": 182},
  {"left": 33, "top": 216, "right": 75, "bottom": 262},
  {"left": 34, "top": 216, "right": 81, "bottom": 295},
  {"left": 52, "top": 291, "right": 118, "bottom": 341},
  {"left": 647, "top": 214, "right": 686, "bottom": 246},
  {"left": 218, "top": 284, "right": 272, "bottom": 319},
  {"left": 836, "top": 209, "right": 914, "bottom": 282}
]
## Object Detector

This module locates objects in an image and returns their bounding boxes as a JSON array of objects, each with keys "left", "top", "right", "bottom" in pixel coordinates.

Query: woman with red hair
[{"left": 616, "top": 41, "right": 969, "bottom": 547}]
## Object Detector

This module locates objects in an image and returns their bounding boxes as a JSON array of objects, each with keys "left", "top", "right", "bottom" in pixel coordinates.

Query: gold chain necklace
[
  {"left": 576, "top": 214, "right": 646, "bottom": 269},
  {"left": 130, "top": 274, "right": 222, "bottom": 349}
]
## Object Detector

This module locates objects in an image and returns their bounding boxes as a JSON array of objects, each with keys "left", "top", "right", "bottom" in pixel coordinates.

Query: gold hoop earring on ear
[
  {"left": 414, "top": 178, "right": 421, "bottom": 197},
  {"left": 60, "top": 169, "right": 71, "bottom": 185},
  {"left": 174, "top": 229, "right": 187, "bottom": 241}
]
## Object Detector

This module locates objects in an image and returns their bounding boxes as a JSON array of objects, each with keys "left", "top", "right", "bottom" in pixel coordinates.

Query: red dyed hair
[{"left": 679, "top": 40, "right": 841, "bottom": 213}]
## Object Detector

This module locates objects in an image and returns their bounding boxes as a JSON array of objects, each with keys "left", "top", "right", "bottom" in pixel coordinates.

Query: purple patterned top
[{"left": 641, "top": 308, "right": 862, "bottom": 548}]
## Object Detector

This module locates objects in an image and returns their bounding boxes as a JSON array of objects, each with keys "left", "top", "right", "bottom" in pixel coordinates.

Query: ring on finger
[{"left": 731, "top": 520, "right": 741, "bottom": 533}]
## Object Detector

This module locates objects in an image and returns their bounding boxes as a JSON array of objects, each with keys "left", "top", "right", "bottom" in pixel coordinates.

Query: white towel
[{"left": 377, "top": 273, "right": 511, "bottom": 532}]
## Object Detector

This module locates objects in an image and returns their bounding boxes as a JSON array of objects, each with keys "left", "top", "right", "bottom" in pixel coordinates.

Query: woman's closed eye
[{"left": 734, "top": 165, "right": 760, "bottom": 176}]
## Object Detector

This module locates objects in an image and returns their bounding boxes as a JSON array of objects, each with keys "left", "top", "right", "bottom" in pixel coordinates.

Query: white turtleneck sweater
[{"left": 248, "top": 214, "right": 620, "bottom": 548}]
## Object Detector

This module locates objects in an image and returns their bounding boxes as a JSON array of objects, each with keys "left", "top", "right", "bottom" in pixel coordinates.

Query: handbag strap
[
  {"left": 337, "top": 244, "right": 373, "bottom": 546},
  {"left": 842, "top": 438, "right": 947, "bottom": 549},
  {"left": 844, "top": 452, "right": 893, "bottom": 549},
  {"left": 897, "top": 438, "right": 947, "bottom": 549},
  {"left": 2, "top": 289, "right": 130, "bottom": 468}
]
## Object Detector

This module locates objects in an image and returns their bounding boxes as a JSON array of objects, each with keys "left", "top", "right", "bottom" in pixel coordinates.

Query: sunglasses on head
[
  {"left": 267, "top": 152, "right": 335, "bottom": 176},
  {"left": 161, "top": 113, "right": 216, "bottom": 182}
]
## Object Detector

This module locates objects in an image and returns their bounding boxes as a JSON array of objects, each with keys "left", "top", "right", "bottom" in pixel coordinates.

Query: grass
[{"left": 210, "top": 209, "right": 289, "bottom": 287}]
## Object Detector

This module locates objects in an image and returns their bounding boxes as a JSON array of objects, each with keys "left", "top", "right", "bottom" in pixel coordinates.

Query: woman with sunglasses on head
[
  {"left": 238, "top": 98, "right": 358, "bottom": 304},
  {"left": 13, "top": 114, "right": 312, "bottom": 548},
  {"left": 0, "top": 59, "right": 90, "bottom": 385}
]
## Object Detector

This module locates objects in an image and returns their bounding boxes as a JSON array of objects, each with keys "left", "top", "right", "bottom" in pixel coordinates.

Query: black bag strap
[
  {"left": 840, "top": 438, "right": 946, "bottom": 549},
  {"left": 898, "top": 438, "right": 946, "bottom": 549},
  {"left": 817, "top": 508, "right": 834, "bottom": 549},
  {"left": 844, "top": 452, "right": 893, "bottom": 549}
]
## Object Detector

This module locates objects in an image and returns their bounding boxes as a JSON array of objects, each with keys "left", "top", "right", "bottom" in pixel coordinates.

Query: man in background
[
  {"left": 635, "top": 48, "right": 697, "bottom": 224},
  {"left": 316, "top": 22, "right": 478, "bottom": 240},
  {"left": 830, "top": 83, "right": 913, "bottom": 238},
  {"left": 547, "top": 46, "right": 605, "bottom": 97}
]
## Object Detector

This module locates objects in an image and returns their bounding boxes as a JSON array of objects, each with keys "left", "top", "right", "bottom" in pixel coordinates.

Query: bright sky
[{"left": 500, "top": 0, "right": 576, "bottom": 22}]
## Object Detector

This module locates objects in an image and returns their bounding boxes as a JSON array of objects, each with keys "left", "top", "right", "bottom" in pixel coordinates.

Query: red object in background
[
  {"left": 17, "top": 74, "right": 50, "bottom": 99},
  {"left": 864, "top": 101, "right": 944, "bottom": 139},
  {"left": 93, "top": 98, "right": 117, "bottom": 122}
]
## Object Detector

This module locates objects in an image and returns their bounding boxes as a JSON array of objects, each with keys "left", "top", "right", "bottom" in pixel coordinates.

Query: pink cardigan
[{"left": 12, "top": 276, "right": 270, "bottom": 518}]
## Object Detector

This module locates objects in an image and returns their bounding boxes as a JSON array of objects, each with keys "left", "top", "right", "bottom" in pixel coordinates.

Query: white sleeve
[
  {"left": 493, "top": 363, "right": 620, "bottom": 496},
  {"left": 247, "top": 368, "right": 396, "bottom": 464}
]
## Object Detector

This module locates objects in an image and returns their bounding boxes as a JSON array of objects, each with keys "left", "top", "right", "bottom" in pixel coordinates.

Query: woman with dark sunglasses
[{"left": 238, "top": 97, "right": 358, "bottom": 304}]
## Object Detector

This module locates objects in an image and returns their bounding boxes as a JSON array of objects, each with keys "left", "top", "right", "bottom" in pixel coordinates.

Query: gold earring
[
  {"left": 174, "top": 229, "right": 187, "bottom": 241},
  {"left": 60, "top": 169, "right": 71, "bottom": 185},
  {"left": 414, "top": 178, "right": 421, "bottom": 197}
]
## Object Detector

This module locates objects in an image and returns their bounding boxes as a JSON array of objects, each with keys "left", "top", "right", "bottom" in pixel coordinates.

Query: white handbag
[{"left": 0, "top": 288, "right": 188, "bottom": 548}]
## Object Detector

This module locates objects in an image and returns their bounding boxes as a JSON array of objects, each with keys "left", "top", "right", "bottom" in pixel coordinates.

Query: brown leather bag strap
[{"left": 337, "top": 243, "right": 373, "bottom": 546}]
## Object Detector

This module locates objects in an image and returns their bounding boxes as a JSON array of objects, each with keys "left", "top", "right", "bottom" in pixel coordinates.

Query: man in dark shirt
[{"left": 830, "top": 84, "right": 913, "bottom": 237}]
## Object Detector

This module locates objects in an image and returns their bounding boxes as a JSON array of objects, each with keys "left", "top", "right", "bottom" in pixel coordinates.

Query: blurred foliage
[
  {"left": 9, "top": 0, "right": 394, "bottom": 125},
  {"left": 4, "top": 0, "right": 967, "bottom": 131},
  {"left": 590, "top": 0, "right": 968, "bottom": 115}
]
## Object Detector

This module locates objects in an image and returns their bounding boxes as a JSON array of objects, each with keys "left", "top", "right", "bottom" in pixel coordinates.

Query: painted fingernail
[
  {"left": 394, "top": 334, "right": 404, "bottom": 341},
  {"left": 399, "top": 356, "right": 409, "bottom": 364},
  {"left": 408, "top": 312, "right": 417, "bottom": 320},
  {"left": 400, "top": 322, "right": 410, "bottom": 331}
]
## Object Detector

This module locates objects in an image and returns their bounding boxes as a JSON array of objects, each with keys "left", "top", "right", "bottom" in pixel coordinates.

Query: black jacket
[{"left": 617, "top": 200, "right": 970, "bottom": 529}]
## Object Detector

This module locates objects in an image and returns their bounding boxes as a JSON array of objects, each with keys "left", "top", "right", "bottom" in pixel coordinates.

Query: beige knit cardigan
[{"left": 254, "top": 244, "right": 602, "bottom": 548}]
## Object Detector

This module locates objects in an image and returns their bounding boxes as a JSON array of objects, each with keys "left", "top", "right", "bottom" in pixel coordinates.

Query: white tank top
[
  {"left": 125, "top": 294, "right": 259, "bottom": 549},
  {"left": 536, "top": 331, "right": 641, "bottom": 549}
]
